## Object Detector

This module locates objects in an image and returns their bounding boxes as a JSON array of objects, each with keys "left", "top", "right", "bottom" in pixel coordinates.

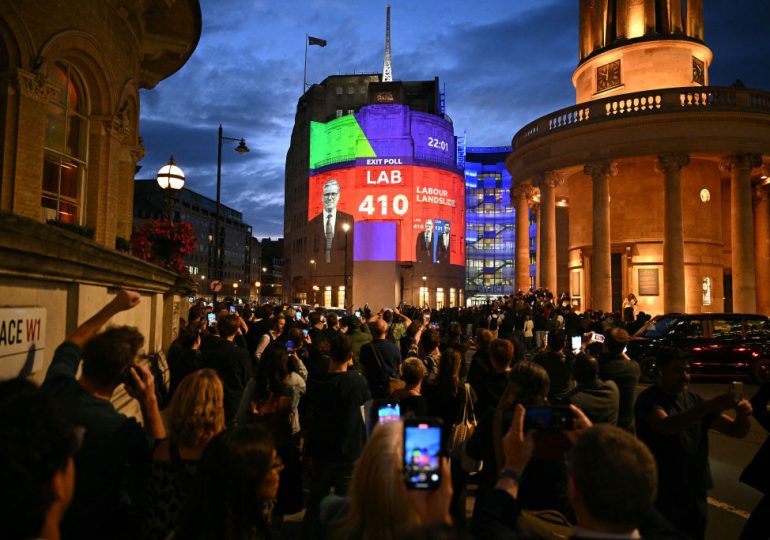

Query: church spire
[{"left": 382, "top": 4, "right": 392, "bottom": 82}]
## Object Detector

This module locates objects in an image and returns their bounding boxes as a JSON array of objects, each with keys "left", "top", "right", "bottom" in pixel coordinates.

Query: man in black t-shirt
[
  {"left": 635, "top": 347, "right": 752, "bottom": 540},
  {"left": 42, "top": 290, "right": 165, "bottom": 540},
  {"left": 301, "top": 333, "right": 371, "bottom": 539}
]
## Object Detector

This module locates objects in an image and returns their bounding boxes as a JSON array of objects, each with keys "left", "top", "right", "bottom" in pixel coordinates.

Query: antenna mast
[{"left": 382, "top": 5, "right": 392, "bottom": 82}]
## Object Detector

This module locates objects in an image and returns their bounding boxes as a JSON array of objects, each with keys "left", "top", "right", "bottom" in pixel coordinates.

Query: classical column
[
  {"left": 721, "top": 154, "right": 761, "bottom": 313},
  {"left": 755, "top": 185, "right": 770, "bottom": 315},
  {"left": 535, "top": 171, "right": 565, "bottom": 293},
  {"left": 658, "top": 153, "right": 689, "bottom": 313},
  {"left": 514, "top": 184, "right": 534, "bottom": 293},
  {"left": 585, "top": 161, "right": 617, "bottom": 313}
]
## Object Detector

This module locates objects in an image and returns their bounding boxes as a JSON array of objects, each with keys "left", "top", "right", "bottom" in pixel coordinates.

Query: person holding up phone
[
  {"left": 635, "top": 347, "right": 753, "bottom": 540},
  {"left": 322, "top": 422, "right": 452, "bottom": 540}
]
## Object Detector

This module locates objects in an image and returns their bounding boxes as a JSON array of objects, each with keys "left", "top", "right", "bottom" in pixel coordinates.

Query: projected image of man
[
  {"left": 437, "top": 221, "right": 451, "bottom": 265},
  {"left": 311, "top": 179, "right": 353, "bottom": 263},
  {"left": 416, "top": 218, "right": 434, "bottom": 263}
]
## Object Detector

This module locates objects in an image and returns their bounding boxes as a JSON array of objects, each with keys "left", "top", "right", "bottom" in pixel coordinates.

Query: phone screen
[
  {"left": 571, "top": 336, "right": 581, "bottom": 354},
  {"left": 404, "top": 420, "right": 441, "bottom": 490},
  {"left": 377, "top": 403, "right": 400, "bottom": 424},
  {"left": 285, "top": 340, "right": 295, "bottom": 353},
  {"left": 302, "top": 329, "right": 309, "bottom": 337},
  {"left": 355, "top": 311, "right": 361, "bottom": 317},
  {"left": 229, "top": 306, "right": 237, "bottom": 313},
  {"left": 593, "top": 333, "right": 605, "bottom": 343},
  {"left": 296, "top": 312, "right": 302, "bottom": 320},
  {"left": 207, "top": 313, "right": 216, "bottom": 326},
  {"left": 524, "top": 406, "right": 574, "bottom": 432}
]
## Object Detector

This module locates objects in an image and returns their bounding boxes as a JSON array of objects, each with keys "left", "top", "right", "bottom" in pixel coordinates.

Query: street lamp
[
  {"left": 156, "top": 155, "right": 185, "bottom": 220},
  {"left": 309, "top": 259, "right": 316, "bottom": 303},
  {"left": 342, "top": 222, "right": 350, "bottom": 309},
  {"left": 255, "top": 281, "right": 261, "bottom": 304},
  {"left": 213, "top": 125, "right": 249, "bottom": 304}
]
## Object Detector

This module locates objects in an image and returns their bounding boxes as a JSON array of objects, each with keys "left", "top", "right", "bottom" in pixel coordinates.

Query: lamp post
[
  {"left": 309, "top": 259, "right": 316, "bottom": 303},
  {"left": 156, "top": 155, "right": 185, "bottom": 220},
  {"left": 254, "top": 281, "right": 261, "bottom": 304},
  {"left": 342, "top": 222, "right": 350, "bottom": 309},
  {"left": 213, "top": 125, "right": 249, "bottom": 304}
]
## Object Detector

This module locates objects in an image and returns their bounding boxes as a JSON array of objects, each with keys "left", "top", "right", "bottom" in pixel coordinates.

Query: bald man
[{"left": 359, "top": 317, "right": 403, "bottom": 398}]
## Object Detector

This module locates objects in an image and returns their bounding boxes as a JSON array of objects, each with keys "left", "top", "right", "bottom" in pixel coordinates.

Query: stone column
[
  {"left": 535, "top": 171, "right": 565, "bottom": 294},
  {"left": 722, "top": 154, "right": 761, "bottom": 313},
  {"left": 513, "top": 184, "right": 534, "bottom": 293},
  {"left": 585, "top": 161, "right": 617, "bottom": 313},
  {"left": 658, "top": 153, "right": 689, "bottom": 313},
  {"left": 755, "top": 185, "right": 770, "bottom": 315}
]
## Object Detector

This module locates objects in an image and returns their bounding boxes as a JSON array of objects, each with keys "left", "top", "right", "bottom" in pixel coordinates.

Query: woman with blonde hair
[
  {"left": 326, "top": 422, "right": 452, "bottom": 540},
  {"left": 143, "top": 368, "right": 225, "bottom": 539}
]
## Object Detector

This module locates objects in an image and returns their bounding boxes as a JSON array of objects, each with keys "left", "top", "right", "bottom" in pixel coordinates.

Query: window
[
  {"left": 338, "top": 286, "right": 346, "bottom": 307},
  {"left": 702, "top": 276, "right": 712, "bottom": 305},
  {"left": 347, "top": 109, "right": 354, "bottom": 115},
  {"left": 43, "top": 62, "right": 88, "bottom": 224},
  {"left": 336, "top": 86, "right": 343, "bottom": 95},
  {"left": 436, "top": 288, "right": 445, "bottom": 309},
  {"left": 335, "top": 109, "right": 343, "bottom": 118},
  {"left": 347, "top": 86, "right": 355, "bottom": 95},
  {"left": 419, "top": 286, "right": 429, "bottom": 307},
  {"left": 324, "top": 286, "right": 332, "bottom": 307},
  {"left": 359, "top": 85, "right": 367, "bottom": 94}
]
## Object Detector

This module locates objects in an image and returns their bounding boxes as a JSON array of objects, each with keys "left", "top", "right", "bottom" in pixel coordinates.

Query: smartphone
[
  {"left": 295, "top": 311, "right": 302, "bottom": 321},
  {"left": 207, "top": 313, "right": 216, "bottom": 326},
  {"left": 122, "top": 365, "right": 137, "bottom": 391},
  {"left": 729, "top": 381, "right": 744, "bottom": 400},
  {"left": 592, "top": 333, "right": 605, "bottom": 343},
  {"left": 571, "top": 336, "right": 582, "bottom": 354},
  {"left": 355, "top": 310, "right": 361, "bottom": 317},
  {"left": 403, "top": 418, "right": 442, "bottom": 490},
  {"left": 524, "top": 406, "right": 574, "bottom": 432},
  {"left": 302, "top": 329, "right": 309, "bottom": 337},
  {"left": 285, "top": 340, "right": 295, "bottom": 353},
  {"left": 377, "top": 402, "right": 401, "bottom": 425},
  {"left": 429, "top": 322, "right": 439, "bottom": 330},
  {"left": 229, "top": 305, "right": 237, "bottom": 313}
]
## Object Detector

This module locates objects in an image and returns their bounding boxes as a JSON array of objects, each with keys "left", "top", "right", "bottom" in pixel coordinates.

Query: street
[{"left": 651, "top": 382, "right": 766, "bottom": 539}]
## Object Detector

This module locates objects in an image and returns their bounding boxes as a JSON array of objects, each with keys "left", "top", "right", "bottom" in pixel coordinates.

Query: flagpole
[{"left": 303, "top": 34, "right": 308, "bottom": 93}]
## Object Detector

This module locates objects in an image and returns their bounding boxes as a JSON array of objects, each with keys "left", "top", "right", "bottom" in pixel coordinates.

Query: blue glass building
[{"left": 464, "top": 146, "right": 535, "bottom": 304}]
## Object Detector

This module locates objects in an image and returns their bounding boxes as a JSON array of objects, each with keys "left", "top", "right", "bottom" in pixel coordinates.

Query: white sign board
[{"left": 0, "top": 307, "right": 47, "bottom": 379}]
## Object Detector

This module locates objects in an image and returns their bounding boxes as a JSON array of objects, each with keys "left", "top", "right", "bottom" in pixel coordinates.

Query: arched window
[{"left": 42, "top": 62, "right": 88, "bottom": 224}]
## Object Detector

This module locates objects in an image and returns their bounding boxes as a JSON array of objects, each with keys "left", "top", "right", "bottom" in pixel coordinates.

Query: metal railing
[{"left": 512, "top": 85, "right": 770, "bottom": 150}]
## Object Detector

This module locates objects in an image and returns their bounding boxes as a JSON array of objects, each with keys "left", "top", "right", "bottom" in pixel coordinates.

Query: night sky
[{"left": 138, "top": 0, "right": 770, "bottom": 238}]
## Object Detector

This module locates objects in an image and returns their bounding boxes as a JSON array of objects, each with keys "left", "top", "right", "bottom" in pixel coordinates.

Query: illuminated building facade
[
  {"left": 509, "top": 0, "right": 770, "bottom": 316},
  {"left": 284, "top": 76, "right": 465, "bottom": 309},
  {"left": 465, "top": 146, "right": 535, "bottom": 303}
]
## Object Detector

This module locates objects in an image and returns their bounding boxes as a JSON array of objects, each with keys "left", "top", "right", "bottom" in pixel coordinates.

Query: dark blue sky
[{"left": 138, "top": 0, "right": 770, "bottom": 238}]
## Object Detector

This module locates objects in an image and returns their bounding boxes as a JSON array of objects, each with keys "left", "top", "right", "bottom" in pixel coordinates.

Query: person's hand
[
  {"left": 404, "top": 457, "right": 453, "bottom": 526},
  {"left": 735, "top": 398, "right": 753, "bottom": 417},
  {"left": 125, "top": 363, "right": 157, "bottom": 405},
  {"left": 502, "top": 404, "right": 535, "bottom": 474},
  {"left": 563, "top": 404, "right": 593, "bottom": 446},
  {"left": 111, "top": 290, "right": 140, "bottom": 312}
]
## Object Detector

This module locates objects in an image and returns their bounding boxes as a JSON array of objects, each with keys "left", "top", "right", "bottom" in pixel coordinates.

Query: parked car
[{"left": 626, "top": 313, "right": 770, "bottom": 383}]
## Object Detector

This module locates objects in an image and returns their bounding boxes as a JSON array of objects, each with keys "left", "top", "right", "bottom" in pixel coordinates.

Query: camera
[
  {"left": 122, "top": 365, "right": 137, "bottom": 391},
  {"left": 524, "top": 406, "right": 574, "bottom": 432}
]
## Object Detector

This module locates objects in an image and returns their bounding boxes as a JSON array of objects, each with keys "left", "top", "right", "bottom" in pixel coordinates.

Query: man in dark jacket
[
  {"left": 533, "top": 329, "right": 573, "bottom": 405},
  {"left": 598, "top": 328, "right": 640, "bottom": 433},
  {"left": 301, "top": 333, "right": 371, "bottom": 538},
  {"left": 202, "top": 314, "right": 251, "bottom": 424},
  {"left": 359, "top": 318, "right": 402, "bottom": 398}
]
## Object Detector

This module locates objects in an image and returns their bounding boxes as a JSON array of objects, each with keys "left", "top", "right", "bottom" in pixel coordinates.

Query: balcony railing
[{"left": 512, "top": 85, "right": 770, "bottom": 150}]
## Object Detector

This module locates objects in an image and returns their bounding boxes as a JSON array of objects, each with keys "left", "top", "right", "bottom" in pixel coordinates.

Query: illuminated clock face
[
  {"left": 692, "top": 57, "right": 705, "bottom": 85},
  {"left": 597, "top": 60, "right": 621, "bottom": 92},
  {"left": 700, "top": 188, "right": 710, "bottom": 203}
]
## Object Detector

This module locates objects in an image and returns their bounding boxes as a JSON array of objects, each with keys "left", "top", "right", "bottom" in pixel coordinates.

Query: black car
[{"left": 626, "top": 313, "right": 770, "bottom": 383}]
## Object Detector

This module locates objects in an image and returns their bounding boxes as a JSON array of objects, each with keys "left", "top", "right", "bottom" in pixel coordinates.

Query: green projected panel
[{"left": 309, "top": 115, "right": 375, "bottom": 170}]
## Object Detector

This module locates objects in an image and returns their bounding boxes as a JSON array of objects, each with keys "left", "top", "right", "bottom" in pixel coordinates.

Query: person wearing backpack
[{"left": 359, "top": 319, "right": 402, "bottom": 399}]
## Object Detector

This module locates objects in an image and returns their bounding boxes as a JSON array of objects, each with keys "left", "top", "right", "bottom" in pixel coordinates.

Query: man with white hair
[{"left": 310, "top": 178, "right": 354, "bottom": 264}]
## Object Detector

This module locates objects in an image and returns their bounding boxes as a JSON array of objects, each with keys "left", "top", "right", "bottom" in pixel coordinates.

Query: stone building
[
  {"left": 0, "top": 1, "right": 201, "bottom": 388},
  {"left": 508, "top": 0, "right": 770, "bottom": 316}
]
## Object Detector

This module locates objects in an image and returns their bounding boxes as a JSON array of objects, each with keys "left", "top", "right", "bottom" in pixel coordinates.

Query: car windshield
[{"left": 640, "top": 316, "right": 679, "bottom": 338}]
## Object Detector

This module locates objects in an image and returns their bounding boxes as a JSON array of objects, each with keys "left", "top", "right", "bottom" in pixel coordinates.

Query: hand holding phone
[
  {"left": 729, "top": 381, "right": 744, "bottom": 401},
  {"left": 524, "top": 406, "right": 574, "bottom": 432},
  {"left": 285, "top": 340, "right": 295, "bottom": 354},
  {"left": 207, "top": 313, "right": 216, "bottom": 326},
  {"left": 404, "top": 418, "right": 442, "bottom": 490},
  {"left": 592, "top": 333, "right": 605, "bottom": 343}
]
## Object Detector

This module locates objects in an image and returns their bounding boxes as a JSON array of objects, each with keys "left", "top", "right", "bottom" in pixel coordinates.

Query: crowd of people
[{"left": 1, "top": 287, "right": 768, "bottom": 540}]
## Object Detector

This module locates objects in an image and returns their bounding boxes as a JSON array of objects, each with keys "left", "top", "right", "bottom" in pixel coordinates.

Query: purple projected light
[
  {"left": 353, "top": 221, "right": 396, "bottom": 261},
  {"left": 355, "top": 105, "right": 454, "bottom": 166}
]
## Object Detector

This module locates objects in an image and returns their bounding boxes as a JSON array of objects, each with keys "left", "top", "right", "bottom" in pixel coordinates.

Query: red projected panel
[{"left": 309, "top": 164, "right": 465, "bottom": 265}]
